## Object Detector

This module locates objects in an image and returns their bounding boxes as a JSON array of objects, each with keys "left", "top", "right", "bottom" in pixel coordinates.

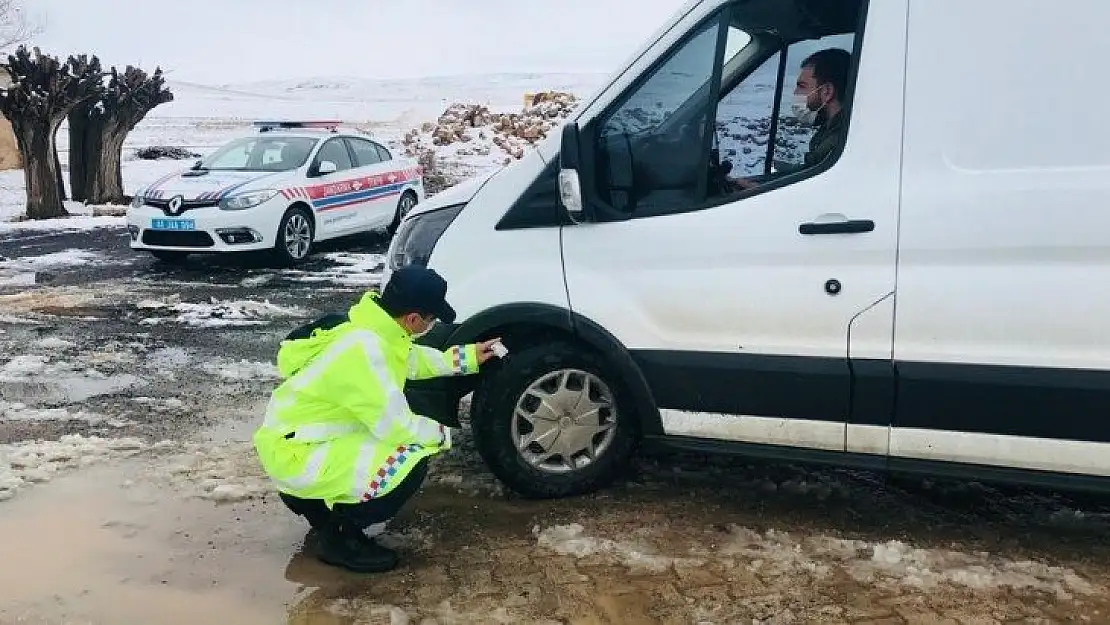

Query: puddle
[{"left": 0, "top": 459, "right": 307, "bottom": 625}]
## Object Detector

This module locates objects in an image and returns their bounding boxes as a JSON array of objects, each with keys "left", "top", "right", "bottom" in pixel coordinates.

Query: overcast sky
[{"left": 27, "top": 0, "right": 688, "bottom": 84}]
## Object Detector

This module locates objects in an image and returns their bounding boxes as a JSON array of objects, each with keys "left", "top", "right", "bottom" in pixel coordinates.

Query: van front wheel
[{"left": 470, "top": 341, "right": 639, "bottom": 498}]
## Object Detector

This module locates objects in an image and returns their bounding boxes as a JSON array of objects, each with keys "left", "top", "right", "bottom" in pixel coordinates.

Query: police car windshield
[{"left": 198, "top": 136, "right": 318, "bottom": 172}]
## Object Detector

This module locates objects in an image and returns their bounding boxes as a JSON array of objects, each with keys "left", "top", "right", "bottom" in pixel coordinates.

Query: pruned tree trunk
[
  {"left": 86, "top": 126, "right": 126, "bottom": 204},
  {"left": 0, "top": 47, "right": 102, "bottom": 220},
  {"left": 68, "top": 66, "right": 172, "bottom": 205},
  {"left": 68, "top": 101, "right": 103, "bottom": 203},
  {"left": 17, "top": 121, "right": 66, "bottom": 219}
]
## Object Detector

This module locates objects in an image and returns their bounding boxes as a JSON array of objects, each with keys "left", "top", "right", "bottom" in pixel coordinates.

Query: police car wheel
[
  {"left": 470, "top": 340, "right": 640, "bottom": 499},
  {"left": 386, "top": 191, "right": 418, "bottom": 236},
  {"left": 273, "top": 206, "right": 314, "bottom": 265}
]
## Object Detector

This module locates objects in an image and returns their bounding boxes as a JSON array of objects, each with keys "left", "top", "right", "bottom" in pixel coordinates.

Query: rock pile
[
  {"left": 403, "top": 91, "right": 580, "bottom": 165},
  {"left": 134, "top": 146, "right": 201, "bottom": 161}
]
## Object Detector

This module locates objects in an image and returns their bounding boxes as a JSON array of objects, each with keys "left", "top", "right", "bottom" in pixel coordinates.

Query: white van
[{"left": 384, "top": 0, "right": 1110, "bottom": 498}]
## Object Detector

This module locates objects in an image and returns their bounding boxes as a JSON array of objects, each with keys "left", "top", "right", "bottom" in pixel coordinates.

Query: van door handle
[{"left": 799, "top": 219, "right": 875, "bottom": 235}]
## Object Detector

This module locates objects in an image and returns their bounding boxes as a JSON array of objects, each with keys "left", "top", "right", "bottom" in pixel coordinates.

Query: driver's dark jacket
[{"left": 777, "top": 109, "right": 846, "bottom": 174}]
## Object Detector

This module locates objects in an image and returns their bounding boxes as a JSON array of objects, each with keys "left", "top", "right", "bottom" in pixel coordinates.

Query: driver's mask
[{"left": 791, "top": 85, "right": 827, "bottom": 126}]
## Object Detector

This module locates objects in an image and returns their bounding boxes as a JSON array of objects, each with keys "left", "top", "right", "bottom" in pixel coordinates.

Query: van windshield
[{"left": 198, "top": 136, "right": 318, "bottom": 172}]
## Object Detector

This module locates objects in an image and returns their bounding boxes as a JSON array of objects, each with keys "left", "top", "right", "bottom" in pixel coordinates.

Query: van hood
[
  {"left": 140, "top": 169, "right": 292, "bottom": 201},
  {"left": 406, "top": 167, "right": 501, "bottom": 219}
]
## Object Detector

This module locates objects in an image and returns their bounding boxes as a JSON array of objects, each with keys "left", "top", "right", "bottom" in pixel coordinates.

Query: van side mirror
[{"left": 558, "top": 122, "right": 590, "bottom": 223}]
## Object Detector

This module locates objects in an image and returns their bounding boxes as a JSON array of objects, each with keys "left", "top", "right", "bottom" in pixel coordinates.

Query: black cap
[{"left": 379, "top": 265, "right": 457, "bottom": 324}]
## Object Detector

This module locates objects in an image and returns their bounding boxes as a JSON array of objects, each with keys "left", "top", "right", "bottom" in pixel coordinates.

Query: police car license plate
[{"left": 150, "top": 218, "right": 195, "bottom": 230}]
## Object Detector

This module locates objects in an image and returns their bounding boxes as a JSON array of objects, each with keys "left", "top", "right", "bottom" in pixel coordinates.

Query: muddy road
[{"left": 2, "top": 225, "right": 1110, "bottom": 625}]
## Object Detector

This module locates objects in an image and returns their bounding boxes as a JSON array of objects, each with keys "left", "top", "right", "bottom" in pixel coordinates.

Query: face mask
[
  {"left": 791, "top": 87, "right": 824, "bottom": 125},
  {"left": 409, "top": 317, "right": 435, "bottom": 339}
]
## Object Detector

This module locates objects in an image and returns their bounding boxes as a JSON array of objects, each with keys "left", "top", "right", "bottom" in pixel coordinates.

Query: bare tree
[
  {"left": 0, "top": 1, "right": 41, "bottom": 53},
  {"left": 0, "top": 47, "right": 103, "bottom": 219},
  {"left": 69, "top": 66, "right": 174, "bottom": 204}
]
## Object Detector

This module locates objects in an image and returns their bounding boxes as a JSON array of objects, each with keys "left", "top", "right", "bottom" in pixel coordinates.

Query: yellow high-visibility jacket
[{"left": 252, "top": 291, "right": 480, "bottom": 507}]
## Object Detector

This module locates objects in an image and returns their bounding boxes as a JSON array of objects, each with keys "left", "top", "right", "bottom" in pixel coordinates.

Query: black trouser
[{"left": 279, "top": 457, "right": 430, "bottom": 531}]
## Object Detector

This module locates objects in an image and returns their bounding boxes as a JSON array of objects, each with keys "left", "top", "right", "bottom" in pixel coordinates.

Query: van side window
[
  {"left": 720, "top": 35, "right": 856, "bottom": 184},
  {"left": 590, "top": 3, "right": 863, "bottom": 220}
]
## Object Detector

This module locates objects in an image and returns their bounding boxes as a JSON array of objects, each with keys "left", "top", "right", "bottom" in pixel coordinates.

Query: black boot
[{"left": 316, "top": 522, "right": 399, "bottom": 573}]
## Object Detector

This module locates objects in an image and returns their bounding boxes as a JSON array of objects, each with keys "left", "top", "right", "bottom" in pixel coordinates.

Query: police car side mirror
[
  {"left": 558, "top": 122, "right": 591, "bottom": 223},
  {"left": 316, "top": 160, "right": 338, "bottom": 176}
]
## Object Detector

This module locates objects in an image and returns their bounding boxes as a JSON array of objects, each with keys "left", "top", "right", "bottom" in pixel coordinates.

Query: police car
[{"left": 126, "top": 121, "right": 425, "bottom": 264}]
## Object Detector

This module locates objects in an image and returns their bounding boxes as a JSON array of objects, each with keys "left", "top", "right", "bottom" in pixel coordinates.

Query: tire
[
  {"left": 470, "top": 340, "right": 640, "bottom": 499},
  {"left": 386, "top": 191, "right": 418, "bottom": 237},
  {"left": 151, "top": 250, "right": 189, "bottom": 264},
  {"left": 272, "top": 205, "right": 315, "bottom": 265}
]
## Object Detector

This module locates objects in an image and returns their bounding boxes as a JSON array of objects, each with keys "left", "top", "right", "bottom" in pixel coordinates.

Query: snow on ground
[
  {"left": 535, "top": 521, "right": 1098, "bottom": 600},
  {"left": 199, "top": 359, "right": 278, "bottom": 381},
  {"left": 0, "top": 249, "right": 109, "bottom": 283},
  {"left": 0, "top": 354, "right": 143, "bottom": 404},
  {"left": 0, "top": 435, "right": 153, "bottom": 502},
  {"left": 0, "top": 400, "right": 131, "bottom": 428},
  {"left": 135, "top": 297, "right": 307, "bottom": 327},
  {"left": 281, "top": 252, "right": 385, "bottom": 287}
]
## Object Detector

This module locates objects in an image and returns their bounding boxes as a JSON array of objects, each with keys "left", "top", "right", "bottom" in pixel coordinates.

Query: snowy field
[{"left": 3, "top": 73, "right": 1110, "bottom": 624}]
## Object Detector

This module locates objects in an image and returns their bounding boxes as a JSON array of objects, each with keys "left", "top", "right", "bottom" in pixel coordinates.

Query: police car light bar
[{"left": 253, "top": 120, "right": 343, "bottom": 132}]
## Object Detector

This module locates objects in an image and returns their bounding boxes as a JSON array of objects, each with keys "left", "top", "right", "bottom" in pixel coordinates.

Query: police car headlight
[{"left": 220, "top": 190, "right": 279, "bottom": 211}]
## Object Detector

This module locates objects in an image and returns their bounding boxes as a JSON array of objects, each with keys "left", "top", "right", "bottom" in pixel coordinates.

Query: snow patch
[
  {"left": 0, "top": 249, "right": 105, "bottom": 271},
  {"left": 35, "top": 337, "right": 76, "bottom": 350},
  {"left": 138, "top": 298, "right": 307, "bottom": 327},
  {"left": 0, "top": 435, "right": 152, "bottom": 502},
  {"left": 200, "top": 359, "right": 278, "bottom": 381},
  {"left": 0, "top": 272, "right": 35, "bottom": 287},
  {"left": 239, "top": 274, "right": 274, "bottom": 288},
  {"left": 283, "top": 252, "right": 385, "bottom": 287},
  {"left": 535, "top": 523, "right": 701, "bottom": 574},
  {"left": 0, "top": 400, "right": 132, "bottom": 427},
  {"left": 0, "top": 354, "right": 142, "bottom": 403},
  {"left": 534, "top": 522, "right": 1101, "bottom": 599},
  {"left": 162, "top": 441, "right": 271, "bottom": 503},
  {"left": 0, "top": 215, "right": 125, "bottom": 233}
]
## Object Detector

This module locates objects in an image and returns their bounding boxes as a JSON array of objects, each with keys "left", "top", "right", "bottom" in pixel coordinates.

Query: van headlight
[
  {"left": 389, "top": 203, "right": 465, "bottom": 269},
  {"left": 220, "top": 190, "right": 279, "bottom": 211}
]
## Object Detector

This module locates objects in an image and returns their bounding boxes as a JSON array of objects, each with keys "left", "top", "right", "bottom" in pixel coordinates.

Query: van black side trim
[
  {"left": 630, "top": 350, "right": 1110, "bottom": 443},
  {"left": 894, "top": 361, "right": 1110, "bottom": 444},
  {"left": 645, "top": 435, "right": 1110, "bottom": 495},
  {"left": 630, "top": 350, "right": 851, "bottom": 422}
]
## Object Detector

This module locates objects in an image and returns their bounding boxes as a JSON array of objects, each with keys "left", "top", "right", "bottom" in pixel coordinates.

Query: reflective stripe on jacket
[{"left": 252, "top": 291, "right": 479, "bottom": 507}]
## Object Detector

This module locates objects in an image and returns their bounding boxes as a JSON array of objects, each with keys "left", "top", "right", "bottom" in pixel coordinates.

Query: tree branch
[{"left": 0, "top": 0, "right": 41, "bottom": 53}]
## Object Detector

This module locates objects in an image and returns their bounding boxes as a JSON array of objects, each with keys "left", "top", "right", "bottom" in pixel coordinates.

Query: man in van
[
  {"left": 253, "top": 265, "right": 502, "bottom": 573},
  {"left": 732, "top": 47, "right": 851, "bottom": 190}
]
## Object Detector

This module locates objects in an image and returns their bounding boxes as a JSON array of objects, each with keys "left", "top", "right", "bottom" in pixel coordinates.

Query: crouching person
[{"left": 253, "top": 266, "right": 500, "bottom": 573}]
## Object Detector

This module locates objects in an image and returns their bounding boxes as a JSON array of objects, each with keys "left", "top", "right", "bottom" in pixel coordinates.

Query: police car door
[
  {"left": 307, "top": 137, "right": 361, "bottom": 236},
  {"left": 344, "top": 136, "right": 398, "bottom": 231}
]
